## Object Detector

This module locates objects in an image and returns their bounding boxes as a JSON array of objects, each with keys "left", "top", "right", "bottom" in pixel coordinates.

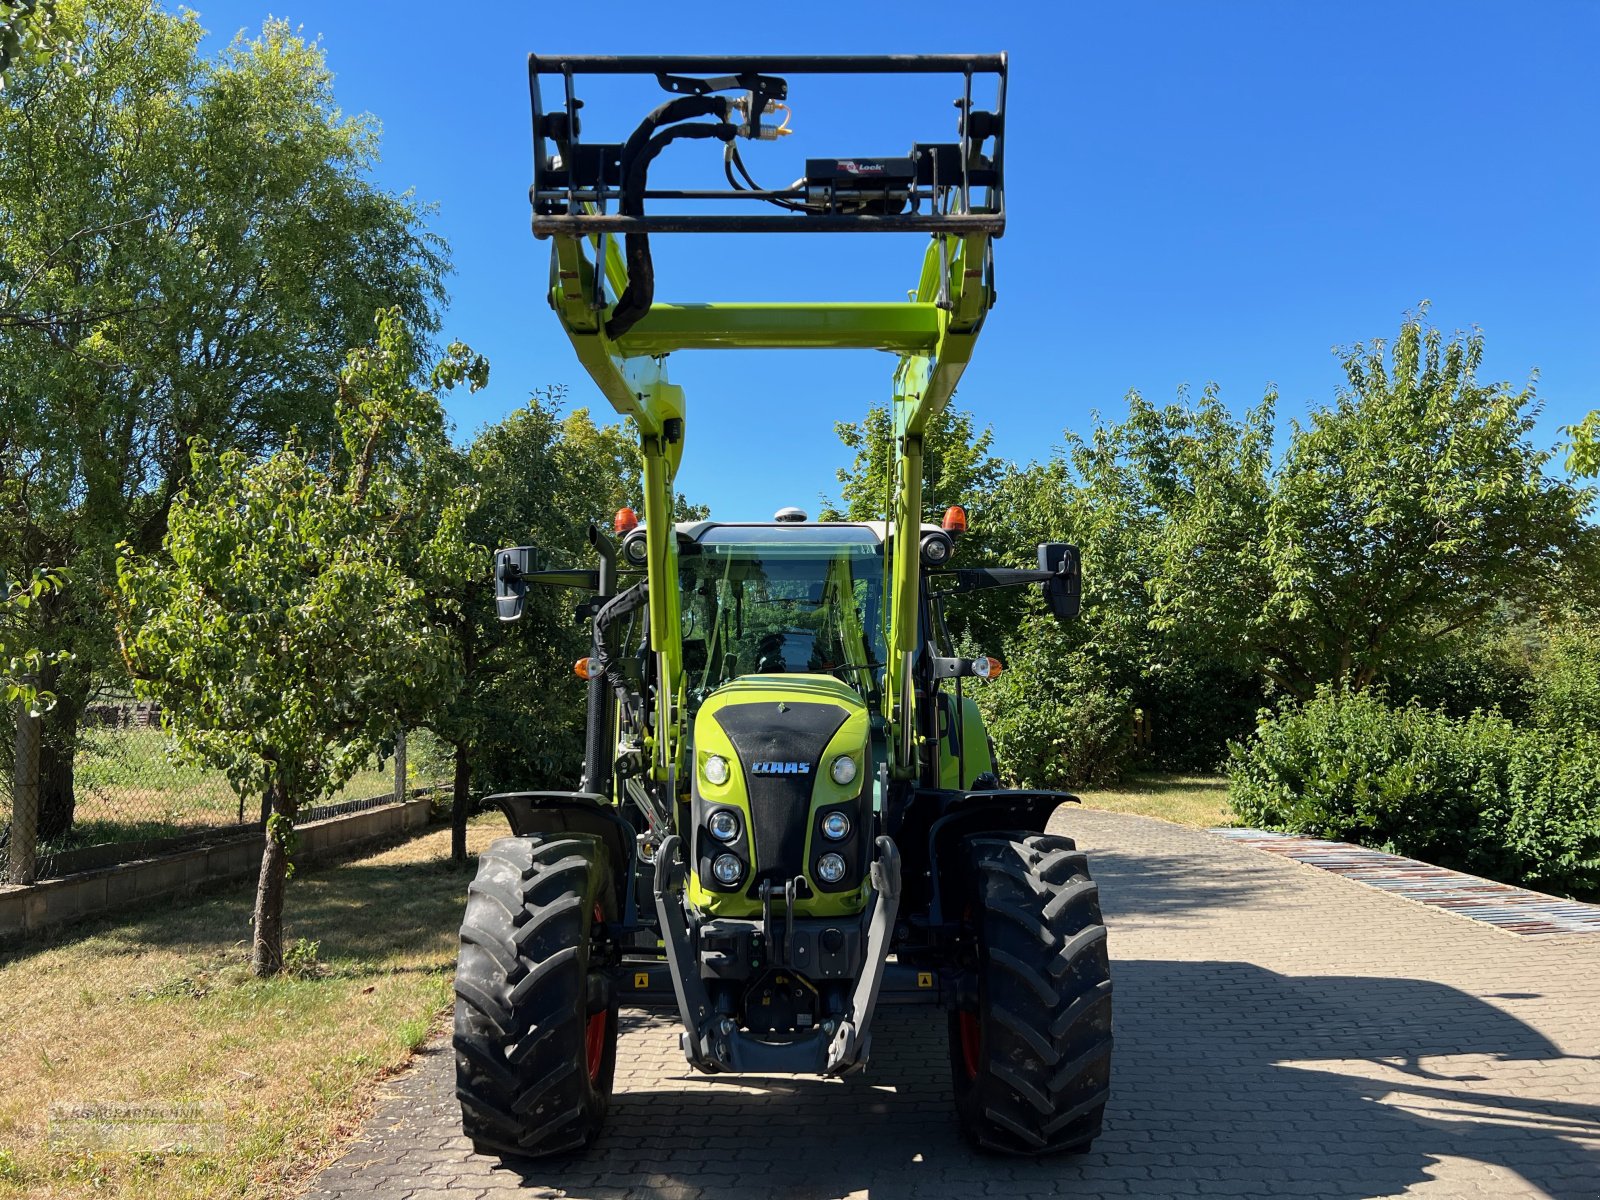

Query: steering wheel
[{"left": 755, "top": 632, "right": 787, "bottom": 673}]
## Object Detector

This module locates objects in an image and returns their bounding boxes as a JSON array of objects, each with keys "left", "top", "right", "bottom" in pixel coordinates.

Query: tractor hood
[{"left": 687, "top": 674, "right": 871, "bottom": 918}]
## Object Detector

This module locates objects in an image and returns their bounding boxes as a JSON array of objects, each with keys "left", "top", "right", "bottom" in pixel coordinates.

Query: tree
[
  {"left": 0, "top": 0, "right": 447, "bottom": 840},
  {"left": 2, "top": 569, "right": 67, "bottom": 715},
  {"left": 427, "top": 398, "right": 707, "bottom": 862},
  {"left": 1261, "top": 312, "right": 1591, "bottom": 695},
  {"left": 423, "top": 398, "right": 632, "bottom": 861},
  {"left": 0, "top": 1, "right": 67, "bottom": 84},
  {"left": 118, "top": 310, "right": 478, "bottom": 975},
  {"left": 840, "top": 310, "right": 1593, "bottom": 783},
  {"left": 825, "top": 404, "right": 1003, "bottom": 525},
  {"left": 1008, "top": 311, "right": 1590, "bottom": 705},
  {"left": 977, "top": 386, "right": 1274, "bottom": 773},
  {"left": 1566, "top": 411, "right": 1600, "bottom": 479}
]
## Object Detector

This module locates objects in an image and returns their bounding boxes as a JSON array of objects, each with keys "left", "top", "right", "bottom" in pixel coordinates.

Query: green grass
[
  {"left": 27, "top": 727, "right": 449, "bottom": 857},
  {"left": 0, "top": 815, "right": 504, "bottom": 1200},
  {"left": 1073, "top": 772, "right": 1234, "bottom": 828}
]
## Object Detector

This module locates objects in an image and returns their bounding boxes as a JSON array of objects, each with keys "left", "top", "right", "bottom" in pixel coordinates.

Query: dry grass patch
[
  {"left": 0, "top": 816, "right": 504, "bottom": 1199},
  {"left": 1074, "top": 773, "right": 1233, "bottom": 828}
]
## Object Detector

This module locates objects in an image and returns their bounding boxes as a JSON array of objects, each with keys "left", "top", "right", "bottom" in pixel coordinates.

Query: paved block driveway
[{"left": 307, "top": 811, "right": 1600, "bottom": 1199}]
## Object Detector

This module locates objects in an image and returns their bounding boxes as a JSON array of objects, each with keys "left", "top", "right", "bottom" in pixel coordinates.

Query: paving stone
[{"left": 302, "top": 810, "right": 1600, "bottom": 1200}]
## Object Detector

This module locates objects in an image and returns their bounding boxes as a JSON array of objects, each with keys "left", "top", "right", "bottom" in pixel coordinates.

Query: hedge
[{"left": 1228, "top": 689, "right": 1600, "bottom": 899}]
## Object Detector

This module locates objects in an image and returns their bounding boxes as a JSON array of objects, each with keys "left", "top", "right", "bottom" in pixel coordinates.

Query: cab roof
[{"left": 666, "top": 520, "right": 946, "bottom": 545}]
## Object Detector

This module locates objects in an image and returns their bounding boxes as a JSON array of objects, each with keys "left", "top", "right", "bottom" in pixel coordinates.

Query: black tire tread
[
  {"left": 453, "top": 834, "right": 617, "bottom": 1159},
  {"left": 952, "top": 832, "right": 1113, "bottom": 1155}
]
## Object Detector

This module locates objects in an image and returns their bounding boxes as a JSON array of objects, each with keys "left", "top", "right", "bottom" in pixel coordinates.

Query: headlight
[
  {"left": 820, "top": 811, "right": 851, "bottom": 841},
  {"left": 920, "top": 531, "right": 953, "bottom": 566},
  {"left": 829, "top": 754, "right": 857, "bottom": 786},
  {"left": 816, "top": 853, "right": 847, "bottom": 884},
  {"left": 703, "top": 754, "right": 730, "bottom": 785},
  {"left": 711, "top": 853, "right": 742, "bottom": 886},
  {"left": 623, "top": 534, "right": 648, "bottom": 565},
  {"left": 707, "top": 809, "right": 740, "bottom": 843}
]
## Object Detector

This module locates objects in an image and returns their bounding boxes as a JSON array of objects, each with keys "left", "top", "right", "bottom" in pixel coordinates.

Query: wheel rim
[
  {"left": 585, "top": 1010, "right": 606, "bottom": 1082},
  {"left": 586, "top": 902, "right": 607, "bottom": 1083},
  {"left": 958, "top": 1010, "right": 981, "bottom": 1080}
]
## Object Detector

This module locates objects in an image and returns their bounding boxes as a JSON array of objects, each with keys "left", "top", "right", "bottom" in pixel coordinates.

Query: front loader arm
[
  {"left": 551, "top": 231, "right": 687, "bottom": 782},
  {"left": 884, "top": 230, "right": 994, "bottom": 777},
  {"left": 531, "top": 54, "right": 1008, "bottom": 787}
]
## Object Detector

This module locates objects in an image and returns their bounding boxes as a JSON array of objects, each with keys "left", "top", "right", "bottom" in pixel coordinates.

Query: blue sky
[{"left": 194, "top": 1, "right": 1600, "bottom": 518}]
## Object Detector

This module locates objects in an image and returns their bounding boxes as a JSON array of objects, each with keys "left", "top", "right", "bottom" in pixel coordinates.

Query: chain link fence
[{"left": 2, "top": 704, "right": 450, "bottom": 884}]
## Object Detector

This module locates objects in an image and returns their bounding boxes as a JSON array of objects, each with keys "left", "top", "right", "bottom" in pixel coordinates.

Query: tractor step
[{"left": 618, "top": 960, "right": 677, "bottom": 1009}]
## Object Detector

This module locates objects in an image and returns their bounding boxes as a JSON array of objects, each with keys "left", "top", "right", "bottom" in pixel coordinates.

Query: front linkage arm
[{"left": 653, "top": 834, "right": 904, "bottom": 1076}]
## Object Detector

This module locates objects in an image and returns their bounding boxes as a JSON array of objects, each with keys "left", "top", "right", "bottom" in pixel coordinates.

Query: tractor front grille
[{"left": 713, "top": 700, "right": 849, "bottom": 890}]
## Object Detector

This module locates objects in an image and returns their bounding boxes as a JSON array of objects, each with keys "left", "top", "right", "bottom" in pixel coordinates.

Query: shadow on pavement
[
  {"left": 1086, "top": 847, "right": 1281, "bottom": 918},
  {"left": 495, "top": 960, "right": 1599, "bottom": 1200}
]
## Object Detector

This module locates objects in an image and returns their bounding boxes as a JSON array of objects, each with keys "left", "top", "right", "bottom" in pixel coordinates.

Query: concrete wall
[{"left": 0, "top": 794, "right": 435, "bottom": 941}]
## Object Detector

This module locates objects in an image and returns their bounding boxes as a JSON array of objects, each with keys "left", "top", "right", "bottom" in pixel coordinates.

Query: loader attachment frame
[{"left": 528, "top": 53, "right": 1007, "bottom": 783}]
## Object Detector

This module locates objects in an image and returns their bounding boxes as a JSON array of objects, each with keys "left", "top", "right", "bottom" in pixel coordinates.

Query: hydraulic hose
[
  {"left": 594, "top": 582, "right": 649, "bottom": 716},
  {"left": 617, "top": 95, "right": 729, "bottom": 179},
  {"left": 605, "top": 97, "right": 737, "bottom": 340}
]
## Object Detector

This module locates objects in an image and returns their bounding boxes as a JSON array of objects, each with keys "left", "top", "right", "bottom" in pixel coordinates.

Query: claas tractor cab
[{"left": 455, "top": 54, "right": 1112, "bottom": 1160}]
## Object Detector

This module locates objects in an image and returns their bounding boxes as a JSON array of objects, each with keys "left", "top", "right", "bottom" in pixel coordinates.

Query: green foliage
[
  {"left": 118, "top": 308, "right": 478, "bottom": 971},
  {"left": 1261, "top": 308, "right": 1590, "bottom": 695},
  {"left": 930, "top": 310, "right": 1593, "bottom": 790},
  {"left": 1137, "top": 659, "right": 1264, "bottom": 773},
  {"left": 0, "top": 0, "right": 448, "bottom": 835},
  {"left": 966, "top": 386, "right": 1273, "bottom": 775},
  {"left": 976, "top": 615, "right": 1134, "bottom": 789},
  {"left": 826, "top": 404, "right": 1001, "bottom": 525},
  {"left": 280, "top": 937, "right": 323, "bottom": 979},
  {"left": 1385, "top": 616, "right": 1536, "bottom": 722},
  {"left": 1228, "top": 690, "right": 1505, "bottom": 852},
  {"left": 432, "top": 396, "right": 653, "bottom": 801},
  {"left": 117, "top": 308, "right": 475, "bottom": 818},
  {"left": 0, "top": 0, "right": 70, "bottom": 84},
  {"left": 1529, "top": 623, "right": 1600, "bottom": 735},
  {"left": 1228, "top": 690, "right": 1600, "bottom": 899},
  {"left": 1063, "top": 384, "right": 1276, "bottom": 679},
  {"left": 1565, "top": 410, "right": 1600, "bottom": 478},
  {"left": 1, "top": 567, "right": 68, "bottom": 713}
]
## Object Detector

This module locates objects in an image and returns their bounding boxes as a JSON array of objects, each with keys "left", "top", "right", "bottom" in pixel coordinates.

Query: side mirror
[
  {"left": 1037, "top": 543, "right": 1081, "bottom": 622},
  {"left": 494, "top": 545, "right": 541, "bottom": 622}
]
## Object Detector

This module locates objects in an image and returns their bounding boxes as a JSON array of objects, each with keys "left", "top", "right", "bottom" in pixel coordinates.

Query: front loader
[{"left": 453, "top": 54, "right": 1113, "bottom": 1158}]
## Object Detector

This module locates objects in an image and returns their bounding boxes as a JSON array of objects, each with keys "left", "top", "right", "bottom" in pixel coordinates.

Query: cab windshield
[{"left": 679, "top": 535, "right": 886, "bottom": 706}]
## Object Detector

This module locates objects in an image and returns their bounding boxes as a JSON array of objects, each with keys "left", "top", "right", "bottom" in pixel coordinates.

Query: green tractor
[{"left": 454, "top": 54, "right": 1112, "bottom": 1159}]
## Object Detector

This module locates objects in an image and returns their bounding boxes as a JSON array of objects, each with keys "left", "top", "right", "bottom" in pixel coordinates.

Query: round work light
[
  {"left": 816, "top": 853, "right": 847, "bottom": 884},
  {"left": 708, "top": 809, "right": 740, "bottom": 843}
]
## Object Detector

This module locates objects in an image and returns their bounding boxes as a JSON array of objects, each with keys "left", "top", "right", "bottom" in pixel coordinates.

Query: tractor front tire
[
  {"left": 454, "top": 834, "right": 619, "bottom": 1158},
  {"left": 950, "top": 833, "right": 1113, "bottom": 1155}
]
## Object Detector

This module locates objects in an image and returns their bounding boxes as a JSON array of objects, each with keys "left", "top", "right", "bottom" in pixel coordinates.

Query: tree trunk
[
  {"left": 251, "top": 770, "right": 295, "bottom": 977},
  {"left": 36, "top": 683, "right": 86, "bottom": 843},
  {"left": 451, "top": 741, "right": 471, "bottom": 864}
]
